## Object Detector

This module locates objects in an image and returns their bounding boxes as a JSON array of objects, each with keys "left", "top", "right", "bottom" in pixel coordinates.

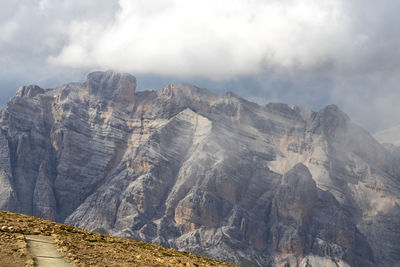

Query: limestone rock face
[
  {"left": 16, "top": 85, "right": 45, "bottom": 98},
  {"left": 86, "top": 70, "right": 136, "bottom": 103},
  {"left": 0, "top": 71, "right": 399, "bottom": 267},
  {"left": 274, "top": 163, "right": 317, "bottom": 224}
]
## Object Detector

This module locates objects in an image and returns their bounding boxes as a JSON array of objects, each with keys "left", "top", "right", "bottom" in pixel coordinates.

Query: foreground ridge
[{"left": 0, "top": 210, "right": 235, "bottom": 266}]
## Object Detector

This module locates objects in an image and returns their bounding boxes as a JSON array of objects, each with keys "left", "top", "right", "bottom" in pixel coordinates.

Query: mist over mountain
[
  {"left": 0, "top": 71, "right": 399, "bottom": 266},
  {"left": 375, "top": 125, "right": 400, "bottom": 146},
  {"left": 2, "top": 1, "right": 400, "bottom": 134}
]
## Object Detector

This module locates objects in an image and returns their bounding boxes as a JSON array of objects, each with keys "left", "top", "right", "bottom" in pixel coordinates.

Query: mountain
[
  {"left": 0, "top": 70, "right": 399, "bottom": 266},
  {"left": 375, "top": 125, "right": 400, "bottom": 146}
]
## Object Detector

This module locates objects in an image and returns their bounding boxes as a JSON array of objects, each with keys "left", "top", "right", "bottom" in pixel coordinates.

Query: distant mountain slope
[
  {"left": 0, "top": 210, "right": 234, "bottom": 267},
  {"left": 0, "top": 71, "right": 399, "bottom": 266},
  {"left": 374, "top": 125, "right": 400, "bottom": 146}
]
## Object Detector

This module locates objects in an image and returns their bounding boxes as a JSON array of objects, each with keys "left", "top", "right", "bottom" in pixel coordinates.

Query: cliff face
[{"left": 0, "top": 71, "right": 399, "bottom": 267}]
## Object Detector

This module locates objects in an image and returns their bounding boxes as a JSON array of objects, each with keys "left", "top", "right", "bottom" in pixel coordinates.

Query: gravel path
[{"left": 26, "top": 235, "right": 72, "bottom": 267}]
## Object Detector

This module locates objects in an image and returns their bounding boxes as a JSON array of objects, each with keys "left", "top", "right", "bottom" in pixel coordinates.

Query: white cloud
[
  {"left": 3, "top": 0, "right": 400, "bottom": 80},
  {"left": 0, "top": 0, "right": 119, "bottom": 85},
  {"left": 50, "top": 0, "right": 355, "bottom": 78},
  {"left": 1, "top": 0, "right": 400, "bottom": 132}
]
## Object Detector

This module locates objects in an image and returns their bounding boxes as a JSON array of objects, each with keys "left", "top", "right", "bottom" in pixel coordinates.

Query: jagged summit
[
  {"left": 158, "top": 83, "right": 218, "bottom": 102},
  {"left": 0, "top": 72, "right": 399, "bottom": 266},
  {"left": 86, "top": 70, "right": 136, "bottom": 103},
  {"left": 15, "top": 84, "right": 45, "bottom": 98}
]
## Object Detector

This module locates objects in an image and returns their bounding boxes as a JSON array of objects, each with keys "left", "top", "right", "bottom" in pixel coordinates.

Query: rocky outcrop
[
  {"left": 273, "top": 163, "right": 317, "bottom": 225},
  {"left": 86, "top": 70, "right": 136, "bottom": 103},
  {"left": 270, "top": 164, "right": 374, "bottom": 267},
  {"left": 0, "top": 71, "right": 399, "bottom": 266}
]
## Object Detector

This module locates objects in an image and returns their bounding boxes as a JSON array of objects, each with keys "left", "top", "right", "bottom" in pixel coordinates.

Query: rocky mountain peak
[
  {"left": 159, "top": 83, "right": 217, "bottom": 100},
  {"left": 318, "top": 104, "right": 349, "bottom": 122},
  {"left": 15, "top": 85, "right": 45, "bottom": 98},
  {"left": 311, "top": 104, "right": 350, "bottom": 138},
  {"left": 85, "top": 70, "right": 136, "bottom": 103}
]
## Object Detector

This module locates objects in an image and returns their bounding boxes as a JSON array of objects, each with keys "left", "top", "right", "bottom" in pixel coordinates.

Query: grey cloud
[
  {"left": 0, "top": 0, "right": 400, "bottom": 133},
  {"left": 0, "top": 0, "right": 118, "bottom": 94}
]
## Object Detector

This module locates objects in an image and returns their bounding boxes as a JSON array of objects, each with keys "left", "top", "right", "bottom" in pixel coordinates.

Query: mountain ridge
[{"left": 0, "top": 71, "right": 399, "bottom": 266}]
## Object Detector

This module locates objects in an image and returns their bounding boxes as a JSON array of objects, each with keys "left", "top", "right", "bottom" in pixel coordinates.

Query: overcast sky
[{"left": 1, "top": 0, "right": 400, "bottom": 133}]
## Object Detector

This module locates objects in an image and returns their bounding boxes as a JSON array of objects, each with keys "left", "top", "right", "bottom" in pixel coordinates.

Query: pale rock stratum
[{"left": 0, "top": 71, "right": 399, "bottom": 266}]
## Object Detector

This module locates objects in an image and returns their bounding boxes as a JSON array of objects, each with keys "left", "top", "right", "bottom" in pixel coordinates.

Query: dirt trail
[{"left": 26, "top": 235, "right": 72, "bottom": 267}]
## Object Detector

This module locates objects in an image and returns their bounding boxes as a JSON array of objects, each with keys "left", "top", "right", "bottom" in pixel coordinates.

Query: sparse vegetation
[{"left": 0, "top": 210, "right": 235, "bottom": 266}]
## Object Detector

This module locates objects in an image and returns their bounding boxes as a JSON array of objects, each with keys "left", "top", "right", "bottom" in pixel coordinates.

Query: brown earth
[{"left": 0, "top": 210, "right": 235, "bottom": 267}]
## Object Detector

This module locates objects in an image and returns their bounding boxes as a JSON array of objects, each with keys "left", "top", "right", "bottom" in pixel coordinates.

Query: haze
[{"left": 1, "top": 0, "right": 400, "bottom": 132}]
